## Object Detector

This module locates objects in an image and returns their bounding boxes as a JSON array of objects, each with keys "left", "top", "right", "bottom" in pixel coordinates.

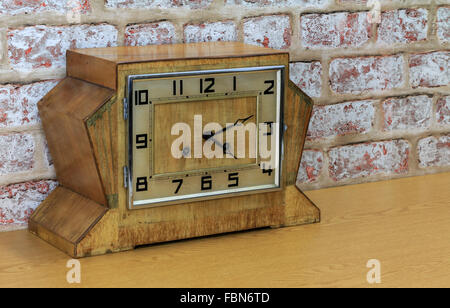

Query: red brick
[
  {"left": 0, "top": 133, "right": 35, "bottom": 175},
  {"left": 329, "top": 140, "right": 409, "bottom": 181},
  {"left": 297, "top": 149, "right": 323, "bottom": 183},
  {"left": 307, "top": 100, "right": 375, "bottom": 140},
  {"left": 0, "top": 180, "right": 57, "bottom": 226},
  {"left": 8, "top": 24, "right": 118, "bottom": 71},
  {"left": 437, "top": 7, "right": 450, "bottom": 43},
  {"left": 0, "top": 81, "right": 58, "bottom": 129},
  {"left": 335, "top": 0, "right": 367, "bottom": 4},
  {"left": 329, "top": 55, "right": 404, "bottom": 94},
  {"left": 0, "top": 0, "right": 91, "bottom": 15},
  {"left": 243, "top": 15, "right": 292, "bottom": 50},
  {"left": 184, "top": 21, "right": 237, "bottom": 43},
  {"left": 226, "top": 0, "right": 330, "bottom": 8},
  {"left": 378, "top": 9, "right": 428, "bottom": 44},
  {"left": 105, "top": 0, "right": 212, "bottom": 9},
  {"left": 125, "top": 22, "right": 176, "bottom": 46},
  {"left": 289, "top": 61, "right": 322, "bottom": 98},
  {"left": 409, "top": 51, "right": 449, "bottom": 88},
  {"left": 382, "top": 95, "right": 432, "bottom": 131},
  {"left": 436, "top": 96, "right": 450, "bottom": 126},
  {"left": 418, "top": 135, "right": 450, "bottom": 168},
  {"left": 301, "top": 12, "right": 371, "bottom": 49}
]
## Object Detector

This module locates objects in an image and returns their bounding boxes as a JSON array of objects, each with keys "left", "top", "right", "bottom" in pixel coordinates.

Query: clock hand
[
  {"left": 202, "top": 114, "right": 254, "bottom": 140},
  {"left": 233, "top": 114, "right": 254, "bottom": 126},
  {"left": 222, "top": 142, "right": 237, "bottom": 159},
  {"left": 205, "top": 137, "right": 237, "bottom": 159}
]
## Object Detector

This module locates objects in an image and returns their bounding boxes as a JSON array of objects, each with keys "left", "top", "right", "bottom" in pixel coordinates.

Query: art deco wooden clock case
[{"left": 29, "top": 42, "right": 320, "bottom": 258}]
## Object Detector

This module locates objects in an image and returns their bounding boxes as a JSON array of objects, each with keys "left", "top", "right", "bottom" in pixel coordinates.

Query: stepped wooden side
[
  {"left": 38, "top": 77, "right": 115, "bottom": 206},
  {"left": 29, "top": 187, "right": 108, "bottom": 257}
]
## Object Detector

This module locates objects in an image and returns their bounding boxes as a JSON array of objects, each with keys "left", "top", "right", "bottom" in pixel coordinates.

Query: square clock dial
[{"left": 127, "top": 66, "right": 285, "bottom": 209}]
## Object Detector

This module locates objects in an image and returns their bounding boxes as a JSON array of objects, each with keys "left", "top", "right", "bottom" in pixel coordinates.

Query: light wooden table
[{"left": 1, "top": 173, "right": 449, "bottom": 288}]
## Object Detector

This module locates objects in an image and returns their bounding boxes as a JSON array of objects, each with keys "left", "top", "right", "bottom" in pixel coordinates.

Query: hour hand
[
  {"left": 222, "top": 142, "right": 237, "bottom": 159},
  {"left": 205, "top": 137, "right": 237, "bottom": 159},
  {"left": 202, "top": 130, "right": 214, "bottom": 140}
]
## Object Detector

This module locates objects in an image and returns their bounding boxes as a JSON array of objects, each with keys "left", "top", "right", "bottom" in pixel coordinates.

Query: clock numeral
[
  {"left": 136, "top": 134, "right": 148, "bottom": 149},
  {"left": 172, "top": 80, "right": 183, "bottom": 96},
  {"left": 136, "top": 177, "right": 148, "bottom": 192},
  {"left": 264, "top": 80, "right": 275, "bottom": 95},
  {"left": 233, "top": 76, "right": 237, "bottom": 91},
  {"left": 201, "top": 176, "right": 212, "bottom": 191},
  {"left": 228, "top": 172, "right": 239, "bottom": 188},
  {"left": 200, "top": 78, "right": 215, "bottom": 94},
  {"left": 262, "top": 165, "right": 273, "bottom": 176},
  {"left": 135, "top": 90, "right": 149, "bottom": 105},
  {"left": 172, "top": 179, "right": 183, "bottom": 194},
  {"left": 263, "top": 121, "right": 274, "bottom": 136}
]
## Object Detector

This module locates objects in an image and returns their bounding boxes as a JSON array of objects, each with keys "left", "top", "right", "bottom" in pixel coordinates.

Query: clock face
[{"left": 126, "top": 66, "right": 285, "bottom": 209}]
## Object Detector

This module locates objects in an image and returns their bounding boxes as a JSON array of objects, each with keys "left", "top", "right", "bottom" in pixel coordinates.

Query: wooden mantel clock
[{"left": 29, "top": 42, "right": 320, "bottom": 258}]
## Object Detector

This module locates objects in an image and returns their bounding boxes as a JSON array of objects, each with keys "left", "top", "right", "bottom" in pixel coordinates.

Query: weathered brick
[
  {"left": 418, "top": 135, "right": 450, "bottom": 167},
  {"left": 105, "top": 0, "right": 212, "bottom": 9},
  {"left": 184, "top": 21, "right": 237, "bottom": 43},
  {"left": 437, "top": 7, "right": 450, "bottom": 43},
  {"left": 226, "top": 0, "right": 330, "bottom": 8},
  {"left": 297, "top": 149, "right": 323, "bottom": 183},
  {"left": 289, "top": 61, "right": 322, "bottom": 98},
  {"left": 307, "top": 100, "right": 375, "bottom": 140},
  {"left": 336, "top": 0, "right": 432, "bottom": 6},
  {"left": 0, "top": 0, "right": 91, "bottom": 15},
  {"left": 125, "top": 22, "right": 176, "bottom": 46},
  {"left": 0, "top": 133, "right": 35, "bottom": 176},
  {"left": 8, "top": 24, "right": 118, "bottom": 71},
  {"left": 243, "top": 15, "right": 292, "bottom": 50},
  {"left": 0, "top": 180, "right": 57, "bottom": 226},
  {"left": 436, "top": 96, "right": 450, "bottom": 126},
  {"left": 330, "top": 55, "right": 404, "bottom": 94},
  {"left": 377, "top": 9, "right": 428, "bottom": 44},
  {"left": 382, "top": 95, "right": 432, "bottom": 131},
  {"left": 409, "top": 52, "right": 449, "bottom": 88},
  {"left": 0, "top": 81, "right": 58, "bottom": 129},
  {"left": 329, "top": 140, "right": 409, "bottom": 181},
  {"left": 335, "top": 0, "right": 367, "bottom": 4},
  {"left": 301, "top": 12, "right": 371, "bottom": 49}
]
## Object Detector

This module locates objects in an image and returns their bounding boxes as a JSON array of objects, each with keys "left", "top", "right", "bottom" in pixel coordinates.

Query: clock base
[{"left": 29, "top": 185, "right": 319, "bottom": 258}]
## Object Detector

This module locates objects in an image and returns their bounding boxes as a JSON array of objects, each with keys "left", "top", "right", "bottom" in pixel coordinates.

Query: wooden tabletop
[
  {"left": 69, "top": 42, "right": 286, "bottom": 64},
  {"left": 1, "top": 173, "right": 449, "bottom": 288}
]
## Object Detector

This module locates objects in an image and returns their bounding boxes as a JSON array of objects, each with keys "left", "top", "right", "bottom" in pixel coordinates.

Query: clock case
[{"left": 29, "top": 42, "right": 320, "bottom": 258}]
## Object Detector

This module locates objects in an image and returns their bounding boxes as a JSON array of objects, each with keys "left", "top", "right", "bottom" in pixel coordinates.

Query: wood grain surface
[
  {"left": 2, "top": 173, "right": 449, "bottom": 288},
  {"left": 38, "top": 77, "right": 114, "bottom": 206},
  {"left": 67, "top": 42, "right": 287, "bottom": 89},
  {"left": 284, "top": 81, "right": 313, "bottom": 186},
  {"left": 29, "top": 187, "right": 108, "bottom": 257},
  {"left": 153, "top": 96, "right": 257, "bottom": 174}
]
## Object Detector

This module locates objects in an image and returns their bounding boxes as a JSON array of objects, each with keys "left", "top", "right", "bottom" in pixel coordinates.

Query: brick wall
[{"left": 0, "top": 0, "right": 448, "bottom": 231}]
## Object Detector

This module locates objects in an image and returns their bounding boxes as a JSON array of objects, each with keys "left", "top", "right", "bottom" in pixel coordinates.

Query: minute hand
[{"left": 202, "top": 115, "right": 254, "bottom": 140}]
